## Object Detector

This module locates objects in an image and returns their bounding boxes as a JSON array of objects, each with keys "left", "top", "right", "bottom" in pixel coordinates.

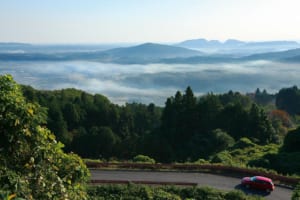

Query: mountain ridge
[
  {"left": 177, "top": 38, "right": 299, "bottom": 48},
  {"left": 1, "top": 42, "right": 300, "bottom": 64}
]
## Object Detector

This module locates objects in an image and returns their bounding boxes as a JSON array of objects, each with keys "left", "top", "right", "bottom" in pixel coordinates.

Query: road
[{"left": 90, "top": 169, "right": 292, "bottom": 200}]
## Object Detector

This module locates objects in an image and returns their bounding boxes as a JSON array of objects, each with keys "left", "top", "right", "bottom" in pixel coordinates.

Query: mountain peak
[{"left": 101, "top": 42, "right": 203, "bottom": 63}]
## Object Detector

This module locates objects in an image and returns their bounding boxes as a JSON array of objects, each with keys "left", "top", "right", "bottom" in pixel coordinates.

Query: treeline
[
  {"left": 22, "top": 86, "right": 162, "bottom": 159},
  {"left": 21, "top": 85, "right": 296, "bottom": 162}
]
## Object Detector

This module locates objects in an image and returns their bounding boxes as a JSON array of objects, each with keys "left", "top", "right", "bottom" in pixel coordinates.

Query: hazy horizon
[{"left": 1, "top": 0, "right": 300, "bottom": 44}]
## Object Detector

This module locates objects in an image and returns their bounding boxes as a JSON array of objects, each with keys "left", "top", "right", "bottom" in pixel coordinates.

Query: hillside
[
  {"left": 98, "top": 43, "right": 203, "bottom": 64},
  {"left": 242, "top": 48, "right": 300, "bottom": 61},
  {"left": 176, "top": 38, "right": 300, "bottom": 55},
  {"left": 0, "top": 43, "right": 203, "bottom": 64},
  {"left": 177, "top": 38, "right": 300, "bottom": 49},
  {"left": 1, "top": 42, "right": 300, "bottom": 64}
]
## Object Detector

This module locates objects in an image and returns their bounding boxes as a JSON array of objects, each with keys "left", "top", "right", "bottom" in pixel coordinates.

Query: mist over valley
[{"left": 1, "top": 59, "right": 300, "bottom": 105}]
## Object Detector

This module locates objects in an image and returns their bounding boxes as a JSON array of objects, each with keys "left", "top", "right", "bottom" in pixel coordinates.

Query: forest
[{"left": 21, "top": 79, "right": 300, "bottom": 174}]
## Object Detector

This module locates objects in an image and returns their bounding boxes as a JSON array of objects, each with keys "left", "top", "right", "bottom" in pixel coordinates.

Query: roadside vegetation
[{"left": 87, "top": 184, "right": 263, "bottom": 200}]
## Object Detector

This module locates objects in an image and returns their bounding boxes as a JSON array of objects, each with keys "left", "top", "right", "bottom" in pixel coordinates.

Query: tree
[
  {"left": 282, "top": 127, "right": 300, "bottom": 152},
  {"left": 47, "top": 103, "right": 71, "bottom": 145},
  {"left": 197, "top": 93, "right": 223, "bottom": 133},
  {"left": 248, "top": 104, "right": 276, "bottom": 144},
  {"left": 218, "top": 103, "right": 248, "bottom": 140},
  {"left": 0, "top": 75, "right": 89, "bottom": 199},
  {"left": 276, "top": 86, "right": 300, "bottom": 115},
  {"left": 210, "top": 129, "right": 235, "bottom": 153}
]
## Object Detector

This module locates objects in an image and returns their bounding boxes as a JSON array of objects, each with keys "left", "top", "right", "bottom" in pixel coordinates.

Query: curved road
[{"left": 90, "top": 169, "right": 292, "bottom": 200}]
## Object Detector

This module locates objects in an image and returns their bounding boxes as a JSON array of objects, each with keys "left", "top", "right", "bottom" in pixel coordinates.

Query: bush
[
  {"left": 225, "top": 190, "right": 261, "bottom": 200},
  {"left": 292, "top": 183, "right": 300, "bottom": 200},
  {"left": 133, "top": 155, "right": 156, "bottom": 164},
  {"left": 232, "top": 137, "right": 256, "bottom": 149},
  {"left": 87, "top": 184, "right": 263, "bottom": 200},
  {"left": 0, "top": 75, "right": 89, "bottom": 199},
  {"left": 211, "top": 151, "right": 233, "bottom": 165},
  {"left": 282, "top": 127, "right": 300, "bottom": 153}
]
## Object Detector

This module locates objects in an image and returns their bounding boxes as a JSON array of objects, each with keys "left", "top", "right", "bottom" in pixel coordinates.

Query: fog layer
[{"left": 1, "top": 61, "right": 299, "bottom": 105}]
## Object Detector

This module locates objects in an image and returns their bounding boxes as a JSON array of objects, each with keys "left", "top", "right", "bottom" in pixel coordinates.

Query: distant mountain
[
  {"left": 242, "top": 48, "right": 300, "bottom": 61},
  {"left": 223, "top": 39, "right": 246, "bottom": 46},
  {"left": 283, "top": 55, "right": 300, "bottom": 62},
  {"left": 0, "top": 42, "right": 31, "bottom": 47},
  {"left": 178, "top": 39, "right": 222, "bottom": 48},
  {"left": 160, "top": 55, "right": 238, "bottom": 64},
  {"left": 177, "top": 38, "right": 299, "bottom": 48},
  {"left": 0, "top": 43, "right": 203, "bottom": 64},
  {"left": 102, "top": 42, "right": 203, "bottom": 59},
  {"left": 176, "top": 38, "right": 300, "bottom": 55},
  {"left": 246, "top": 41, "right": 299, "bottom": 47},
  {"left": 161, "top": 48, "right": 300, "bottom": 64},
  {"left": 71, "top": 42, "right": 204, "bottom": 64},
  {"left": 1, "top": 42, "right": 300, "bottom": 64}
]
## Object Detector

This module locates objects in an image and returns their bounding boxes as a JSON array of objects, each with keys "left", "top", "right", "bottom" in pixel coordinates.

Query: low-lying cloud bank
[{"left": 1, "top": 60, "right": 299, "bottom": 105}]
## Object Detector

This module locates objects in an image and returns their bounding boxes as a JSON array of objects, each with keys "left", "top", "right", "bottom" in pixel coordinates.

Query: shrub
[
  {"left": 292, "top": 182, "right": 300, "bottom": 200},
  {"left": 211, "top": 151, "right": 233, "bottom": 165},
  {"left": 0, "top": 75, "right": 89, "bottom": 199},
  {"left": 232, "top": 137, "right": 256, "bottom": 149},
  {"left": 87, "top": 184, "right": 262, "bottom": 200},
  {"left": 133, "top": 155, "right": 156, "bottom": 164}
]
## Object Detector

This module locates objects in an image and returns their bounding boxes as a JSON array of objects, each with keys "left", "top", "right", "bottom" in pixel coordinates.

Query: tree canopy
[
  {"left": 21, "top": 82, "right": 281, "bottom": 162},
  {"left": 0, "top": 75, "right": 89, "bottom": 199}
]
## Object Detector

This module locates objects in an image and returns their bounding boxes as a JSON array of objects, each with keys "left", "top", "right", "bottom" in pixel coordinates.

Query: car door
[{"left": 253, "top": 179, "right": 264, "bottom": 189}]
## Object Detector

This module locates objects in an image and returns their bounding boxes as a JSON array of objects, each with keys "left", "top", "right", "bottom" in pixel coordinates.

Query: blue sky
[{"left": 0, "top": 0, "right": 300, "bottom": 43}]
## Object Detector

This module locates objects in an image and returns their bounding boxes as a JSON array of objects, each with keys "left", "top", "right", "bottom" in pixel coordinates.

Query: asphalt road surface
[{"left": 90, "top": 169, "right": 292, "bottom": 200}]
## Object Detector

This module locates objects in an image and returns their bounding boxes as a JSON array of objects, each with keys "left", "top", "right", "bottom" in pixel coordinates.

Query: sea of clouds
[{"left": 1, "top": 60, "right": 299, "bottom": 105}]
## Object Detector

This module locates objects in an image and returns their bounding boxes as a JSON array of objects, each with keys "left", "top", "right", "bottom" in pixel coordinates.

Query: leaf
[
  {"left": 8, "top": 194, "right": 16, "bottom": 200},
  {"left": 27, "top": 108, "right": 34, "bottom": 115},
  {"left": 14, "top": 119, "right": 20, "bottom": 126}
]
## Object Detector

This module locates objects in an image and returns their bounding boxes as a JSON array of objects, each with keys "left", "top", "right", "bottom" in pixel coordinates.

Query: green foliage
[
  {"left": 87, "top": 184, "right": 263, "bottom": 200},
  {"left": 210, "top": 135, "right": 300, "bottom": 175},
  {"left": 282, "top": 127, "right": 300, "bottom": 152},
  {"left": 276, "top": 86, "right": 300, "bottom": 115},
  {"left": 21, "top": 83, "right": 288, "bottom": 173},
  {"left": 194, "top": 158, "right": 210, "bottom": 164},
  {"left": 0, "top": 191, "right": 26, "bottom": 200},
  {"left": 0, "top": 75, "right": 89, "bottom": 199},
  {"left": 21, "top": 85, "right": 162, "bottom": 159},
  {"left": 232, "top": 137, "right": 256, "bottom": 149},
  {"left": 292, "top": 182, "right": 300, "bottom": 200},
  {"left": 211, "top": 151, "right": 234, "bottom": 165},
  {"left": 210, "top": 139, "right": 280, "bottom": 169},
  {"left": 256, "top": 152, "right": 300, "bottom": 175},
  {"left": 254, "top": 88, "right": 275, "bottom": 106},
  {"left": 225, "top": 190, "right": 262, "bottom": 200},
  {"left": 211, "top": 129, "right": 235, "bottom": 153},
  {"left": 133, "top": 155, "right": 156, "bottom": 164}
]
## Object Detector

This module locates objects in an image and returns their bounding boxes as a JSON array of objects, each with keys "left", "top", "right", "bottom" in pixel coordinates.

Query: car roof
[{"left": 254, "top": 176, "right": 272, "bottom": 182}]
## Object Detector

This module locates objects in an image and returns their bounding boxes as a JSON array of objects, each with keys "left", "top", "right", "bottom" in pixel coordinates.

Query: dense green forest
[{"left": 20, "top": 80, "right": 300, "bottom": 175}]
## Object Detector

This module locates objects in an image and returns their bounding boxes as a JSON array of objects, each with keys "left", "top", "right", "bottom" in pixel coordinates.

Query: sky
[{"left": 0, "top": 0, "right": 300, "bottom": 44}]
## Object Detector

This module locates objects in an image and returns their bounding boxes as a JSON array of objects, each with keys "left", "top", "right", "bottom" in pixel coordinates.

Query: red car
[{"left": 241, "top": 176, "right": 275, "bottom": 192}]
